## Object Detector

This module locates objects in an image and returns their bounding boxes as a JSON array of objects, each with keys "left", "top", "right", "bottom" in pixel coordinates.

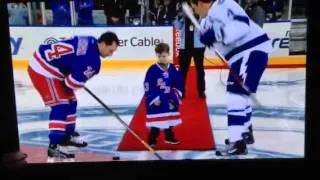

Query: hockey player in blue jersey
[
  {"left": 144, "top": 43, "right": 184, "bottom": 148},
  {"left": 28, "top": 32, "right": 119, "bottom": 162},
  {"left": 190, "top": 0, "right": 273, "bottom": 156}
]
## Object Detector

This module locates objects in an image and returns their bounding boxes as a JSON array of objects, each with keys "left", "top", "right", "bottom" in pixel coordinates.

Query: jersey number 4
[{"left": 44, "top": 43, "right": 74, "bottom": 61}]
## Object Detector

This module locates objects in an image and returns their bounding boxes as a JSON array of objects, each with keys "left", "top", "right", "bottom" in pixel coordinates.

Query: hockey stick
[
  {"left": 202, "top": 56, "right": 227, "bottom": 86},
  {"left": 182, "top": 2, "right": 261, "bottom": 106},
  {"left": 84, "top": 87, "right": 164, "bottom": 160},
  {"left": 204, "top": 56, "right": 306, "bottom": 87}
]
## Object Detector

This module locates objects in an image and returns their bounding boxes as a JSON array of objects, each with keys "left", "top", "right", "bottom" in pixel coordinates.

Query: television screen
[{"left": 8, "top": 0, "right": 306, "bottom": 163}]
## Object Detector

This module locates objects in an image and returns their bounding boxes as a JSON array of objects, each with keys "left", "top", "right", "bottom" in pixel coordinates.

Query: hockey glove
[
  {"left": 200, "top": 28, "right": 217, "bottom": 47},
  {"left": 148, "top": 96, "right": 161, "bottom": 106},
  {"left": 168, "top": 90, "right": 181, "bottom": 107}
]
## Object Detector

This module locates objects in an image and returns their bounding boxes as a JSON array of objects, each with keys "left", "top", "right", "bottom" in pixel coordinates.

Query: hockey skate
[
  {"left": 242, "top": 125, "right": 255, "bottom": 144},
  {"left": 164, "top": 137, "right": 181, "bottom": 145},
  {"left": 216, "top": 139, "right": 248, "bottom": 157},
  {"left": 54, "top": 132, "right": 88, "bottom": 153},
  {"left": 69, "top": 131, "right": 88, "bottom": 148},
  {"left": 225, "top": 126, "right": 255, "bottom": 145},
  {"left": 164, "top": 127, "right": 181, "bottom": 145},
  {"left": 47, "top": 144, "right": 75, "bottom": 163}
]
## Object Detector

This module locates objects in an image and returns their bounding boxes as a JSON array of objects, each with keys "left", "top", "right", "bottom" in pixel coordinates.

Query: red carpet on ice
[{"left": 118, "top": 67, "right": 215, "bottom": 150}]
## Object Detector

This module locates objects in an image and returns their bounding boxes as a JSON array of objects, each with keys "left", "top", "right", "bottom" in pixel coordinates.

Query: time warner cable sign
[
  {"left": 9, "top": 22, "right": 290, "bottom": 62},
  {"left": 9, "top": 26, "right": 173, "bottom": 61}
]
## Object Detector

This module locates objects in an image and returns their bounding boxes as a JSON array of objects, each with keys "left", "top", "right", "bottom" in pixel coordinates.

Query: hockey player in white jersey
[{"left": 190, "top": 0, "right": 273, "bottom": 156}]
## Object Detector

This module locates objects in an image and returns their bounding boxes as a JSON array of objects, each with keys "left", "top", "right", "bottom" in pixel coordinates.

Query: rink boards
[{"left": 9, "top": 22, "right": 305, "bottom": 70}]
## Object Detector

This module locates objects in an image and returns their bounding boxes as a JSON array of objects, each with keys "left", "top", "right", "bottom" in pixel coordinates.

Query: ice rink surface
[{"left": 14, "top": 67, "right": 305, "bottom": 160}]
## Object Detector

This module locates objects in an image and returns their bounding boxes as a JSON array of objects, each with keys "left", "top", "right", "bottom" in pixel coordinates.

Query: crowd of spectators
[{"left": 7, "top": 0, "right": 304, "bottom": 26}]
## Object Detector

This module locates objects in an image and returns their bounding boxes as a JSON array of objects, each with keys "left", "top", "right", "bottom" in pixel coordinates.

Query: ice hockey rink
[{"left": 14, "top": 67, "right": 305, "bottom": 162}]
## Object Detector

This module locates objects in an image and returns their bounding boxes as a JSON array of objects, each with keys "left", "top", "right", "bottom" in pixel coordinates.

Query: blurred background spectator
[
  {"left": 75, "top": 0, "right": 94, "bottom": 25},
  {"left": 125, "top": 0, "right": 142, "bottom": 25},
  {"left": 244, "top": 0, "right": 266, "bottom": 27},
  {"left": 155, "top": 0, "right": 176, "bottom": 25},
  {"left": 4, "top": 0, "right": 307, "bottom": 55},
  {"left": 104, "top": 0, "right": 126, "bottom": 25},
  {"left": 51, "top": 0, "right": 71, "bottom": 26},
  {"left": 7, "top": 0, "right": 29, "bottom": 25},
  {"left": 265, "top": 0, "right": 284, "bottom": 21},
  {"left": 5, "top": 0, "right": 306, "bottom": 26}
]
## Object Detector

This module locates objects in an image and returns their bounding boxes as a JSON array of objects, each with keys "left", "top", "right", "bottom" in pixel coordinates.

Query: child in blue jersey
[
  {"left": 144, "top": 43, "right": 184, "bottom": 148},
  {"left": 28, "top": 32, "right": 119, "bottom": 162},
  {"left": 191, "top": 0, "right": 272, "bottom": 156}
]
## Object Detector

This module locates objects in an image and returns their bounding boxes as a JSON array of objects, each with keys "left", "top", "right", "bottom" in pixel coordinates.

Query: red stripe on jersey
[
  {"left": 147, "top": 115, "right": 181, "bottom": 122},
  {"left": 49, "top": 122, "right": 66, "bottom": 129},
  {"left": 33, "top": 52, "right": 64, "bottom": 79},
  {"left": 66, "top": 115, "right": 76, "bottom": 123}
]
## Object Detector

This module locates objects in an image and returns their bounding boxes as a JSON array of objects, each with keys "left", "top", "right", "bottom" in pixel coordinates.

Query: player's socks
[
  {"left": 216, "top": 139, "right": 248, "bottom": 156},
  {"left": 244, "top": 105, "right": 252, "bottom": 133},
  {"left": 47, "top": 144, "right": 75, "bottom": 163},
  {"left": 164, "top": 127, "right": 180, "bottom": 145},
  {"left": 198, "top": 91, "right": 206, "bottom": 99},
  {"left": 148, "top": 127, "right": 160, "bottom": 148},
  {"left": 226, "top": 93, "right": 247, "bottom": 146},
  {"left": 243, "top": 105, "right": 255, "bottom": 144}
]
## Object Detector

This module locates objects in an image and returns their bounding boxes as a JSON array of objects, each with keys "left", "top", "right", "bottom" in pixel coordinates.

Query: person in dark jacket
[
  {"left": 265, "top": 0, "right": 284, "bottom": 21},
  {"left": 244, "top": 0, "right": 266, "bottom": 28},
  {"left": 173, "top": 1, "right": 206, "bottom": 99},
  {"left": 75, "top": 0, "right": 94, "bottom": 25},
  {"left": 156, "top": 0, "right": 176, "bottom": 25},
  {"left": 103, "top": 0, "right": 126, "bottom": 25},
  {"left": 51, "top": 0, "right": 71, "bottom": 26}
]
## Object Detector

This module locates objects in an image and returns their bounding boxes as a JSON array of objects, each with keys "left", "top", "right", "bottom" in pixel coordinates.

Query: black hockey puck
[
  {"left": 216, "top": 151, "right": 222, "bottom": 156},
  {"left": 112, "top": 156, "right": 120, "bottom": 160}
]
